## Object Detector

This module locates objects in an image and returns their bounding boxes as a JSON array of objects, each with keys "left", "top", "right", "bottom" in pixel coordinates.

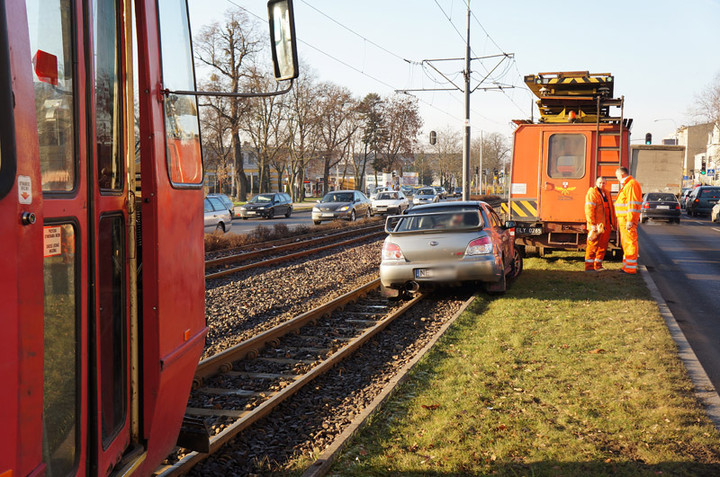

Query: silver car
[
  {"left": 204, "top": 197, "right": 233, "bottom": 233},
  {"left": 312, "top": 190, "right": 372, "bottom": 224},
  {"left": 371, "top": 191, "right": 410, "bottom": 216},
  {"left": 412, "top": 187, "right": 440, "bottom": 205},
  {"left": 380, "top": 202, "right": 521, "bottom": 297}
]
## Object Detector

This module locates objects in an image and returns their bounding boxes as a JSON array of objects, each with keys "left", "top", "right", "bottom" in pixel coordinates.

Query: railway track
[
  {"left": 156, "top": 280, "right": 456, "bottom": 476},
  {"left": 205, "top": 223, "right": 386, "bottom": 280}
]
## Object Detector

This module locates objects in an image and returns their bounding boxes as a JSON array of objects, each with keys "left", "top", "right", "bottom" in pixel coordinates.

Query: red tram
[{"left": 0, "top": 0, "right": 297, "bottom": 475}]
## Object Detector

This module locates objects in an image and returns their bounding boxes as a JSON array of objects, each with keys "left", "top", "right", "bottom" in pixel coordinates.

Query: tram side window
[
  {"left": 27, "top": 0, "right": 76, "bottom": 192},
  {"left": 158, "top": 0, "right": 202, "bottom": 186},
  {"left": 94, "top": 0, "right": 123, "bottom": 191},
  {"left": 42, "top": 224, "right": 79, "bottom": 476},
  {"left": 547, "top": 134, "right": 586, "bottom": 180},
  {"left": 98, "top": 215, "right": 126, "bottom": 445}
]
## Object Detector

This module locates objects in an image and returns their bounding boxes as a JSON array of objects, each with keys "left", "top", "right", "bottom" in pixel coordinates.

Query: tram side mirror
[
  {"left": 267, "top": 0, "right": 299, "bottom": 81},
  {"left": 33, "top": 50, "right": 59, "bottom": 86}
]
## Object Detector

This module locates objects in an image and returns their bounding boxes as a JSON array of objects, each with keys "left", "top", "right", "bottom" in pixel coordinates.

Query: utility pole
[
  {"left": 462, "top": 2, "right": 471, "bottom": 201},
  {"left": 396, "top": 2, "right": 514, "bottom": 201}
]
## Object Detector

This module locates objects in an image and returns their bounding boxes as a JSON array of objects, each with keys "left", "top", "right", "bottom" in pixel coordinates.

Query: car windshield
[
  {"left": 322, "top": 192, "right": 354, "bottom": 203},
  {"left": 377, "top": 192, "right": 398, "bottom": 200},
  {"left": 417, "top": 188, "right": 434, "bottom": 195},
  {"left": 393, "top": 211, "right": 482, "bottom": 232},
  {"left": 645, "top": 193, "right": 676, "bottom": 202},
  {"left": 249, "top": 194, "right": 274, "bottom": 203},
  {"left": 700, "top": 188, "right": 720, "bottom": 198}
]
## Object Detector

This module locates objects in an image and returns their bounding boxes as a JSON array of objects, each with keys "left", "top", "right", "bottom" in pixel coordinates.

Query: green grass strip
[{"left": 330, "top": 253, "right": 720, "bottom": 476}]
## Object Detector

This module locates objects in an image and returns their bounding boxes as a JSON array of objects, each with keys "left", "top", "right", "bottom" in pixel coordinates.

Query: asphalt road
[
  {"left": 639, "top": 213, "right": 720, "bottom": 391},
  {"left": 230, "top": 209, "right": 315, "bottom": 234}
]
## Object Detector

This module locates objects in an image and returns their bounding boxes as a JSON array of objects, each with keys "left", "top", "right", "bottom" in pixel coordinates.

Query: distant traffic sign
[{"left": 708, "top": 169, "right": 715, "bottom": 176}]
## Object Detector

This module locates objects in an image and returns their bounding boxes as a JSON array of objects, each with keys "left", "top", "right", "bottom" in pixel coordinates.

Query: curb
[
  {"left": 301, "top": 293, "right": 477, "bottom": 477},
  {"left": 639, "top": 264, "right": 720, "bottom": 429}
]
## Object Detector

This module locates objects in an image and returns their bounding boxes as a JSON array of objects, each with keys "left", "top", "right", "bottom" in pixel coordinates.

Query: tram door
[{"left": 27, "top": 0, "right": 132, "bottom": 475}]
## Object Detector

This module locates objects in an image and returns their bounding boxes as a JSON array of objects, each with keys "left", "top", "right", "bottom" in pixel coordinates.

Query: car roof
[{"left": 408, "top": 201, "right": 487, "bottom": 213}]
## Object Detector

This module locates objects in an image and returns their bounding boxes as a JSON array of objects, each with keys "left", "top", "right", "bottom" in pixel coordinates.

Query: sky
[{"left": 188, "top": 0, "right": 720, "bottom": 145}]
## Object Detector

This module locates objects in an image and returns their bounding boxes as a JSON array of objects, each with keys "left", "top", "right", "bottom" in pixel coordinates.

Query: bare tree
[
  {"left": 316, "top": 82, "right": 357, "bottom": 195},
  {"left": 356, "top": 93, "right": 386, "bottom": 192},
  {"left": 432, "top": 127, "right": 462, "bottom": 190},
  {"left": 194, "top": 7, "right": 262, "bottom": 201},
  {"left": 380, "top": 94, "right": 423, "bottom": 176},
  {"left": 692, "top": 72, "right": 720, "bottom": 125},
  {"left": 471, "top": 132, "right": 511, "bottom": 174},
  {"left": 286, "top": 71, "right": 320, "bottom": 201}
]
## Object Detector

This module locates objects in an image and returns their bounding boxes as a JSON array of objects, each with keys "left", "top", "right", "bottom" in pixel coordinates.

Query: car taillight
[
  {"left": 695, "top": 199, "right": 699, "bottom": 204},
  {"left": 465, "top": 236, "right": 493, "bottom": 256},
  {"left": 643, "top": 203, "right": 650, "bottom": 208},
  {"left": 675, "top": 204, "right": 680, "bottom": 210},
  {"left": 382, "top": 242, "right": 405, "bottom": 261}
]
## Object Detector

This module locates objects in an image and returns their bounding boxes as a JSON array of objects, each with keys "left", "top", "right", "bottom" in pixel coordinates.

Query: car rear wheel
[
  {"left": 267, "top": 209, "right": 275, "bottom": 220},
  {"left": 510, "top": 246, "right": 523, "bottom": 281},
  {"left": 216, "top": 223, "right": 225, "bottom": 233},
  {"left": 366, "top": 208, "right": 371, "bottom": 219},
  {"left": 313, "top": 220, "right": 321, "bottom": 225},
  {"left": 285, "top": 208, "right": 292, "bottom": 218}
]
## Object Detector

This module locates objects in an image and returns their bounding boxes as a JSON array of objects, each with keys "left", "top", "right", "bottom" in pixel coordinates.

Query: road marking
[{"left": 712, "top": 227, "right": 720, "bottom": 233}]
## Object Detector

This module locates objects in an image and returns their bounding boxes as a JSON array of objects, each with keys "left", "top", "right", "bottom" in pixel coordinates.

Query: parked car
[
  {"left": 369, "top": 186, "right": 391, "bottom": 201},
  {"left": 204, "top": 196, "right": 233, "bottom": 233},
  {"left": 312, "top": 190, "right": 371, "bottom": 224},
  {"left": 238, "top": 192, "right": 293, "bottom": 219},
  {"left": 207, "top": 193, "right": 235, "bottom": 219},
  {"left": 412, "top": 187, "right": 440, "bottom": 205},
  {"left": 371, "top": 190, "right": 410, "bottom": 215},
  {"left": 640, "top": 192, "right": 681, "bottom": 224},
  {"left": 712, "top": 203, "right": 720, "bottom": 223},
  {"left": 679, "top": 188, "right": 692, "bottom": 209},
  {"left": 686, "top": 186, "right": 720, "bottom": 217},
  {"left": 379, "top": 201, "right": 521, "bottom": 297}
]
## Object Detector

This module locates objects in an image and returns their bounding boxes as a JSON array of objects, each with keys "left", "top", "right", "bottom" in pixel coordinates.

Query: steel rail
[
  {"left": 205, "top": 230, "right": 386, "bottom": 280},
  {"left": 156, "top": 280, "right": 424, "bottom": 476},
  {"left": 205, "top": 223, "right": 384, "bottom": 270}
]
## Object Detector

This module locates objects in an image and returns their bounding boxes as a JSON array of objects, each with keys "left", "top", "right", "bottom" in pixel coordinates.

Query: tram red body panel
[
  {"left": 134, "top": 1, "right": 207, "bottom": 472},
  {"left": 1, "top": 1, "right": 45, "bottom": 475}
]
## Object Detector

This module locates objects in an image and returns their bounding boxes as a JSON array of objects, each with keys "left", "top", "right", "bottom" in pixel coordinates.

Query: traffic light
[
  {"left": 645, "top": 133, "right": 652, "bottom": 145},
  {"left": 429, "top": 130, "right": 437, "bottom": 145},
  {"left": 701, "top": 161, "right": 706, "bottom": 175}
]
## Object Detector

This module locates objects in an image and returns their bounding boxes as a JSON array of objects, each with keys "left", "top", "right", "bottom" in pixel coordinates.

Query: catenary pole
[{"left": 462, "top": 0, "right": 471, "bottom": 201}]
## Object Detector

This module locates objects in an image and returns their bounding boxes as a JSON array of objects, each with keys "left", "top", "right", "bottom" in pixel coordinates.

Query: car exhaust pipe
[{"left": 405, "top": 281, "right": 420, "bottom": 294}]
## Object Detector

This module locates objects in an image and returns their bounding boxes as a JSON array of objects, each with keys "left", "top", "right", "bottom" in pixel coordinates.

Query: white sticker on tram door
[
  {"left": 44, "top": 226, "right": 62, "bottom": 257},
  {"left": 18, "top": 175, "right": 32, "bottom": 204}
]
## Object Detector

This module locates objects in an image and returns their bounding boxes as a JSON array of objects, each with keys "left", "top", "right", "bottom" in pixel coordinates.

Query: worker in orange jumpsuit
[
  {"left": 614, "top": 167, "right": 643, "bottom": 274},
  {"left": 584, "top": 177, "right": 615, "bottom": 271}
]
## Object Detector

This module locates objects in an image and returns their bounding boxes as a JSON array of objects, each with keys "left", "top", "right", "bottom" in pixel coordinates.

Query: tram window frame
[
  {"left": 157, "top": 0, "right": 204, "bottom": 189},
  {"left": 93, "top": 0, "right": 125, "bottom": 194},
  {"left": 0, "top": 2, "right": 16, "bottom": 200},
  {"left": 27, "top": 0, "right": 81, "bottom": 196},
  {"left": 41, "top": 218, "right": 81, "bottom": 477}
]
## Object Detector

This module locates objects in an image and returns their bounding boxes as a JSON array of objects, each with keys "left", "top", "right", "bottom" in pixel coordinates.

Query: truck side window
[{"left": 548, "top": 134, "right": 586, "bottom": 179}]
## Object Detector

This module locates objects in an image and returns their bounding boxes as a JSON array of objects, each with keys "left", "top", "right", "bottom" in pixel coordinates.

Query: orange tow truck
[{"left": 504, "top": 71, "right": 632, "bottom": 256}]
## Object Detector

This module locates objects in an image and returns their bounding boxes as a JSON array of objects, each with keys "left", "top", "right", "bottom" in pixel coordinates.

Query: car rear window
[
  {"left": 322, "top": 192, "right": 353, "bottom": 203},
  {"left": 417, "top": 188, "right": 434, "bottom": 195},
  {"left": 645, "top": 193, "right": 676, "bottom": 202},
  {"left": 393, "top": 211, "right": 482, "bottom": 232},
  {"left": 699, "top": 188, "right": 720, "bottom": 198}
]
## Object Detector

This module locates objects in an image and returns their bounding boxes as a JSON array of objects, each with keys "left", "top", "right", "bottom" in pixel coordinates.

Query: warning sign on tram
[{"left": 43, "top": 226, "right": 62, "bottom": 257}]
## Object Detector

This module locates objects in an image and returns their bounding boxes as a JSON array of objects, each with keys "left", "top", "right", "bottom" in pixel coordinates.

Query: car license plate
[
  {"left": 322, "top": 213, "right": 334, "bottom": 217},
  {"left": 246, "top": 211, "right": 255, "bottom": 215},
  {"left": 656, "top": 205, "right": 669, "bottom": 209},
  {"left": 415, "top": 268, "right": 456, "bottom": 280},
  {"left": 516, "top": 227, "right": 542, "bottom": 235}
]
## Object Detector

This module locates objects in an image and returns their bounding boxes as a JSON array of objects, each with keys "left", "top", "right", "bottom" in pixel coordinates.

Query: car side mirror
[{"left": 505, "top": 221, "right": 516, "bottom": 229}]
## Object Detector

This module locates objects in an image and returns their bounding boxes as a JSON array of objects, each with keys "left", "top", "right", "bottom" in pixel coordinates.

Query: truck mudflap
[{"left": 501, "top": 198, "right": 538, "bottom": 220}]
